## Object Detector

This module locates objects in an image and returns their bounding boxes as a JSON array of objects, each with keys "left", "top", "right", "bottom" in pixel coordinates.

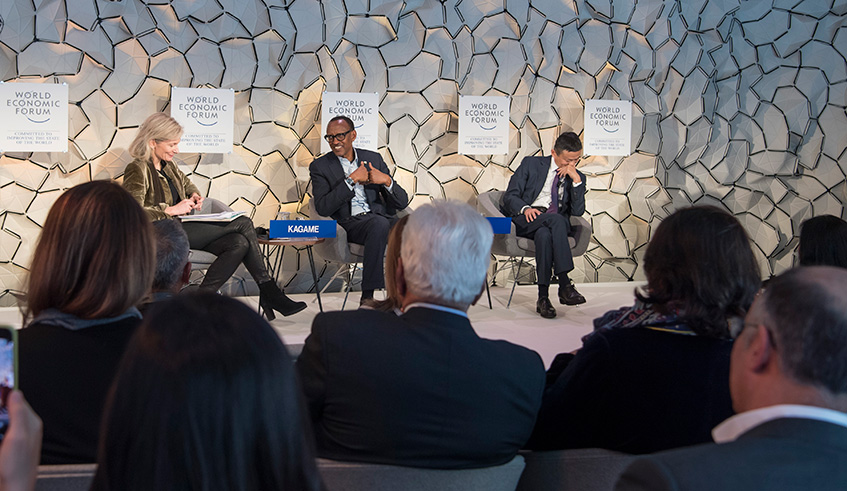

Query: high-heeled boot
[{"left": 258, "top": 280, "right": 307, "bottom": 320}]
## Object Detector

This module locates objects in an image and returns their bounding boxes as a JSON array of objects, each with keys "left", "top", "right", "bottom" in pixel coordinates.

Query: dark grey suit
[
  {"left": 615, "top": 418, "right": 847, "bottom": 491},
  {"left": 309, "top": 148, "right": 408, "bottom": 290},
  {"left": 501, "top": 155, "right": 586, "bottom": 285},
  {"left": 296, "top": 306, "right": 546, "bottom": 469}
]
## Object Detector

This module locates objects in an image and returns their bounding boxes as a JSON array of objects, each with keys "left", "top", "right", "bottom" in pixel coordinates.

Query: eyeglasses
[{"left": 324, "top": 129, "right": 353, "bottom": 142}]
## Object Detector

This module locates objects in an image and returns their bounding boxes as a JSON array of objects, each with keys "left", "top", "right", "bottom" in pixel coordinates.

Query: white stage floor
[{"left": 0, "top": 282, "right": 643, "bottom": 369}]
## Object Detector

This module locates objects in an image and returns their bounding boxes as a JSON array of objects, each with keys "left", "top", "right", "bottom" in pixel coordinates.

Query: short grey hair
[
  {"left": 401, "top": 200, "right": 493, "bottom": 310},
  {"left": 152, "top": 219, "right": 190, "bottom": 291},
  {"left": 762, "top": 266, "right": 847, "bottom": 394}
]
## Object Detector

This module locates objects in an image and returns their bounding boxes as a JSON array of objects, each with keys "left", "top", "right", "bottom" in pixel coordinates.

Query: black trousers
[
  {"left": 512, "top": 213, "right": 574, "bottom": 286},
  {"left": 181, "top": 216, "right": 271, "bottom": 292},
  {"left": 339, "top": 213, "right": 397, "bottom": 291}
]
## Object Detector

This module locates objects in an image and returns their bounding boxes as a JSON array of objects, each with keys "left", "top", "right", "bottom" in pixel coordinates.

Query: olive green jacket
[{"left": 123, "top": 158, "right": 201, "bottom": 221}]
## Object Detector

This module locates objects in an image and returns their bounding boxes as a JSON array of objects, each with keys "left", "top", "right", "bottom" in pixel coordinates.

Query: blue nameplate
[
  {"left": 486, "top": 217, "right": 512, "bottom": 234},
  {"left": 269, "top": 220, "right": 337, "bottom": 238}
]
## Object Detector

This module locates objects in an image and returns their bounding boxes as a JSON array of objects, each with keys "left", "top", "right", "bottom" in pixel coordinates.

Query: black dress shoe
[
  {"left": 558, "top": 281, "right": 586, "bottom": 306},
  {"left": 536, "top": 297, "right": 557, "bottom": 318}
]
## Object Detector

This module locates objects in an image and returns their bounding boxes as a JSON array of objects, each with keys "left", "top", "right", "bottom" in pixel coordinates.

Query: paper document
[{"left": 178, "top": 211, "right": 246, "bottom": 222}]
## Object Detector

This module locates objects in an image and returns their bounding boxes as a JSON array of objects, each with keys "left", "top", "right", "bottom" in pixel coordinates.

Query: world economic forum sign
[
  {"left": 171, "top": 87, "right": 234, "bottom": 154},
  {"left": 583, "top": 99, "right": 632, "bottom": 156},
  {"left": 458, "top": 95, "right": 510, "bottom": 155},
  {"left": 0, "top": 82, "right": 68, "bottom": 153}
]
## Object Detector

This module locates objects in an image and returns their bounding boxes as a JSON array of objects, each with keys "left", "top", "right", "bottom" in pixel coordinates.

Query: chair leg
[
  {"left": 507, "top": 257, "right": 523, "bottom": 308},
  {"left": 341, "top": 262, "right": 358, "bottom": 311}
]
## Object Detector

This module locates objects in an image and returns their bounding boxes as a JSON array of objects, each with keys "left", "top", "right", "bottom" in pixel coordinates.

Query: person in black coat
[
  {"left": 500, "top": 132, "right": 587, "bottom": 318},
  {"left": 19, "top": 181, "right": 155, "bottom": 464},
  {"left": 309, "top": 115, "right": 409, "bottom": 305},
  {"left": 527, "top": 206, "right": 761, "bottom": 454},
  {"left": 616, "top": 266, "right": 847, "bottom": 491},
  {"left": 297, "top": 201, "right": 545, "bottom": 469}
]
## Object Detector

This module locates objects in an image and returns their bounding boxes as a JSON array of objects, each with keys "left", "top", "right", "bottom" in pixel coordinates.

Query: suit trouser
[
  {"left": 512, "top": 213, "right": 574, "bottom": 286},
  {"left": 181, "top": 216, "right": 271, "bottom": 292},
  {"left": 339, "top": 213, "right": 397, "bottom": 290}
]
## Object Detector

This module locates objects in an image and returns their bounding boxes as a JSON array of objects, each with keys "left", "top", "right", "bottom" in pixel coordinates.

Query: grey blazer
[{"left": 615, "top": 417, "right": 847, "bottom": 491}]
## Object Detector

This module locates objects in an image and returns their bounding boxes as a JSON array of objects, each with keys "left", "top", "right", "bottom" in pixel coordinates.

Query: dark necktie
[{"left": 546, "top": 172, "right": 560, "bottom": 214}]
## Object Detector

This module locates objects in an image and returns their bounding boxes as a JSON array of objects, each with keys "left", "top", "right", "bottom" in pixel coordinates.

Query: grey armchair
[
  {"left": 515, "top": 449, "right": 634, "bottom": 491},
  {"left": 318, "top": 455, "right": 526, "bottom": 491},
  {"left": 307, "top": 197, "right": 364, "bottom": 310},
  {"left": 476, "top": 190, "right": 592, "bottom": 307}
]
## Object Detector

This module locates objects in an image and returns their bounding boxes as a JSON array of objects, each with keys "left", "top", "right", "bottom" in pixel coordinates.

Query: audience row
[{"left": 3, "top": 177, "right": 846, "bottom": 490}]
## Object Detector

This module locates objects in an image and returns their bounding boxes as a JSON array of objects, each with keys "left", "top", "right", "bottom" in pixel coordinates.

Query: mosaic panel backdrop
[{"left": 1, "top": 0, "right": 846, "bottom": 304}]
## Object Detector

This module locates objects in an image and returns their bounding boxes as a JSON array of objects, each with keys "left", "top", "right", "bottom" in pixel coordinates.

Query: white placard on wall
[
  {"left": 321, "top": 92, "right": 379, "bottom": 153},
  {"left": 583, "top": 99, "right": 632, "bottom": 156},
  {"left": 171, "top": 87, "right": 234, "bottom": 153},
  {"left": 0, "top": 82, "right": 68, "bottom": 153},
  {"left": 458, "top": 95, "right": 510, "bottom": 155}
]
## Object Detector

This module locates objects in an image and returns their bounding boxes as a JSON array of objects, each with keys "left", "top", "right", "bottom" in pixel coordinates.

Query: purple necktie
[{"left": 546, "top": 172, "right": 560, "bottom": 213}]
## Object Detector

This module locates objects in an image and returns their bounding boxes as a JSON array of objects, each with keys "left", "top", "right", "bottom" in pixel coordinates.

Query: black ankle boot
[{"left": 258, "top": 281, "right": 307, "bottom": 320}]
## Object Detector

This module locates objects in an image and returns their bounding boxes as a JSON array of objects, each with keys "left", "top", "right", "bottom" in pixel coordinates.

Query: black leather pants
[{"left": 181, "top": 216, "right": 271, "bottom": 292}]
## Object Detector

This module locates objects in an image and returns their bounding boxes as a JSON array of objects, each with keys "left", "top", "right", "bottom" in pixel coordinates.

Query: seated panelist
[
  {"left": 122, "top": 113, "right": 305, "bottom": 319},
  {"left": 500, "top": 132, "right": 587, "bottom": 319},
  {"left": 309, "top": 115, "right": 409, "bottom": 306}
]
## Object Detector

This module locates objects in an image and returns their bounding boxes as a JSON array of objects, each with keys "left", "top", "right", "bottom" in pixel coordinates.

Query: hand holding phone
[{"left": 0, "top": 391, "right": 42, "bottom": 491}]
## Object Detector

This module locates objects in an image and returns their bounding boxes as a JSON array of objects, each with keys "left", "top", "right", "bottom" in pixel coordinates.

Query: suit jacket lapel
[{"left": 323, "top": 152, "right": 347, "bottom": 184}]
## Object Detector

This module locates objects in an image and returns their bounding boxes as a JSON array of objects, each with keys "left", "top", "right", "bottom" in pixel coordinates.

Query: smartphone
[{"left": 0, "top": 326, "right": 16, "bottom": 440}]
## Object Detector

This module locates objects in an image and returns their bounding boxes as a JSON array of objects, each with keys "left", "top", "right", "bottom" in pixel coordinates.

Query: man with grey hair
[
  {"left": 616, "top": 266, "right": 847, "bottom": 491},
  {"left": 141, "top": 219, "right": 191, "bottom": 310},
  {"left": 297, "top": 200, "right": 545, "bottom": 469}
]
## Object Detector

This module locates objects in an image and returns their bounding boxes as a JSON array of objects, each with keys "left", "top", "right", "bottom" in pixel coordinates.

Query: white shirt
[
  {"left": 339, "top": 150, "right": 370, "bottom": 216},
  {"left": 339, "top": 149, "right": 394, "bottom": 216},
  {"left": 712, "top": 404, "right": 847, "bottom": 443}
]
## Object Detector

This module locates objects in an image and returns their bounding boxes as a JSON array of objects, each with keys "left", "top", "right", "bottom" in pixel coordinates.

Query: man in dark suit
[
  {"left": 500, "top": 131, "right": 587, "bottom": 318},
  {"left": 615, "top": 266, "right": 847, "bottom": 491},
  {"left": 309, "top": 115, "right": 409, "bottom": 305},
  {"left": 296, "top": 201, "right": 546, "bottom": 469}
]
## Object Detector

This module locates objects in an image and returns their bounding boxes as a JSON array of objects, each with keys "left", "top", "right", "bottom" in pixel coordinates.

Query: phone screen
[{"left": 0, "top": 327, "right": 15, "bottom": 438}]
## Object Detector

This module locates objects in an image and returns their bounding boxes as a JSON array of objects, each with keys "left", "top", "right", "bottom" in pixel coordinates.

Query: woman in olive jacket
[{"left": 123, "top": 113, "right": 306, "bottom": 319}]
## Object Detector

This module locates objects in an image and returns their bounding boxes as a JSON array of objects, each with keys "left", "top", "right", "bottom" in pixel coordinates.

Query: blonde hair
[
  {"left": 128, "top": 113, "right": 183, "bottom": 162},
  {"left": 25, "top": 181, "right": 155, "bottom": 322}
]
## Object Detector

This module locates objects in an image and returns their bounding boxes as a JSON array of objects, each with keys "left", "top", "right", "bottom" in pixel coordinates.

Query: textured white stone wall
[{"left": 1, "top": 0, "right": 846, "bottom": 303}]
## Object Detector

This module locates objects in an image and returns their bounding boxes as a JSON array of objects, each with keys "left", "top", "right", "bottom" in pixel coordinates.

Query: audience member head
[
  {"left": 637, "top": 205, "right": 760, "bottom": 338},
  {"left": 128, "top": 113, "right": 183, "bottom": 163},
  {"left": 730, "top": 266, "right": 847, "bottom": 413},
  {"left": 798, "top": 215, "right": 847, "bottom": 268},
  {"left": 92, "top": 293, "right": 322, "bottom": 491},
  {"left": 369, "top": 215, "right": 409, "bottom": 313},
  {"left": 398, "top": 201, "right": 493, "bottom": 311},
  {"left": 151, "top": 219, "right": 191, "bottom": 293},
  {"left": 25, "top": 181, "right": 154, "bottom": 322}
]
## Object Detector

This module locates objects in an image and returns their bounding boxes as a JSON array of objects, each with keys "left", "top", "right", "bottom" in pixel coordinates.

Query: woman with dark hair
[
  {"left": 20, "top": 181, "right": 155, "bottom": 464},
  {"left": 526, "top": 205, "right": 761, "bottom": 454},
  {"left": 92, "top": 293, "right": 323, "bottom": 491},
  {"left": 123, "top": 112, "right": 306, "bottom": 319},
  {"left": 364, "top": 215, "right": 408, "bottom": 313},
  {"left": 798, "top": 215, "right": 847, "bottom": 268}
]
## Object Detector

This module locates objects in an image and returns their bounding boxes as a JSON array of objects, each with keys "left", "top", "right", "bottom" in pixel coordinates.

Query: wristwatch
[{"left": 345, "top": 176, "right": 355, "bottom": 187}]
